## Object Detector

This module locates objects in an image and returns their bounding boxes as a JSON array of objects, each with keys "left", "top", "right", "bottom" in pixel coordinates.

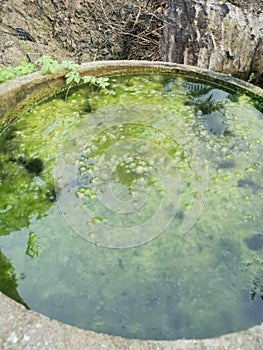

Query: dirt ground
[
  {"left": 0, "top": 0, "right": 165, "bottom": 67},
  {"left": 0, "top": 0, "right": 262, "bottom": 86}
]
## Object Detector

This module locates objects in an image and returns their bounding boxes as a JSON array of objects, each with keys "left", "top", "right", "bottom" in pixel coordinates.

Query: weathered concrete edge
[
  {"left": 1, "top": 60, "right": 263, "bottom": 349},
  {"left": 1, "top": 60, "right": 262, "bottom": 128},
  {"left": 1, "top": 291, "right": 263, "bottom": 350}
]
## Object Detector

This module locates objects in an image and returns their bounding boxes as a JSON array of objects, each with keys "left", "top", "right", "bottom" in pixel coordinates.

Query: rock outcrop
[{"left": 161, "top": 0, "right": 263, "bottom": 84}]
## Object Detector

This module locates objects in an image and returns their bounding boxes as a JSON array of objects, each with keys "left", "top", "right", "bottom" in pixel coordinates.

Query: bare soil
[
  {"left": 0, "top": 0, "right": 165, "bottom": 66},
  {"left": 0, "top": 1, "right": 262, "bottom": 85}
]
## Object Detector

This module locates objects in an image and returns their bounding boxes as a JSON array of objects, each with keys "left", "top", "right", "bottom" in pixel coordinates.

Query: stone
[{"left": 161, "top": 0, "right": 263, "bottom": 84}]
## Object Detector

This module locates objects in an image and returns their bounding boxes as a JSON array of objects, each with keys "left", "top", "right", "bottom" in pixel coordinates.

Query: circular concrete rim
[
  {"left": 1, "top": 60, "right": 263, "bottom": 128},
  {"left": 0, "top": 60, "right": 263, "bottom": 350}
]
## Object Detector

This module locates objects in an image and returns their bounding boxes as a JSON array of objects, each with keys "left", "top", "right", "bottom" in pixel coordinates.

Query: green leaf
[
  {"left": 97, "top": 77, "right": 110, "bottom": 89},
  {"left": 16, "top": 59, "right": 35, "bottom": 75},
  {"left": 65, "top": 71, "right": 81, "bottom": 85},
  {"left": 82, "top": 75, "right": 110, "bottom": 90},
  {"left": 35, "top": 56, "right": 59, "bottom": 75},
  {"left": 61, "top": 60, "right": 79, "bottom": 71},
  {"left": 82, "top": 75, "right": 97, "bottom": 85},
  {"left": 0, "top": 60, "right": 36, "bottom": 83},
  {"left": 0, "top": 56, "right": 111, "bottom": 92}
]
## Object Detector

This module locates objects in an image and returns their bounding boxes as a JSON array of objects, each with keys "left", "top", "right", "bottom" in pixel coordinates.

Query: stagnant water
[{"left": 0, "top": 74, "right": 263, "bottom": 340}]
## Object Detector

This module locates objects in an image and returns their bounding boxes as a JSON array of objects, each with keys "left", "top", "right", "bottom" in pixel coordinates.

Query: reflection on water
[
  {"left": 0, "top": 74, "right": 263, "bottom": 340},
  {"left": 0, "top": 250, "right": 27, "bottom": 307}
]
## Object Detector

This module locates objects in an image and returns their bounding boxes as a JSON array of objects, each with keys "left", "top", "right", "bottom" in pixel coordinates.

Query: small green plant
[
  {"left": 82, "top": 75, "right": 110, "bottom": 90},
  {"left": 58, "top": 59, "right": 111, "bottom": 99},
  {"left": 16, "top": 59, "right": 35, "bottom": 76},
  {"left": 0, "top": 56, "right": 111, "bottom": 93},
  {"left": 0, "top": 59, "right": 35, "bottom": 83},
  {"left": 61, "top": 60, "right": 79, "bottom": 71},
  {"left": 60, "top": 60, "right": 81, "bottom": 84},
  {"left": 0, "top": 67, "right": 16, "bottom": 83},
  {"left": 35, "top": 56, "right": 60, "bottom": 75},
  {"left": 59, "top": 59, "right": 110, "bottom": 90},
  {"left": 65, "top": 70, "right": 81, "bottom": 85},
  {"left": 247, "top": 72, "right": 255, "bottom": 84},
  {"left": 82, "top": 75, "right": 100, "bottom": 85}
]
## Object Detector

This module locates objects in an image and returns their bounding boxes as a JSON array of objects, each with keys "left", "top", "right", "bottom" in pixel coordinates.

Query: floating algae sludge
[{"left": 0, "top": 71, "right": 263, "bottom": 340}]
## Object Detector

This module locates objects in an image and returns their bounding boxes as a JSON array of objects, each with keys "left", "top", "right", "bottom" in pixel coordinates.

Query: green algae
[{"left": 0, "top": 73, "right": 263, "bottom": 340}]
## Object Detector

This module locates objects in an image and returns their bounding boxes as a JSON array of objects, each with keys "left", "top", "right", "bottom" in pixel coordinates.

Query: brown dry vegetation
[
  {"left": 0, "top": 0, "right": 262, "bottom": 85},
  {"left": 0, "top": 0, "right": 165, "bottom": 66}
]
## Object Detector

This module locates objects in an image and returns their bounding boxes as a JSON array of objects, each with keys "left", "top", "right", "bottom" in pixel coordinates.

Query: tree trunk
[{"left": 161, "top": 0, "right": 263, "bottom": 84}]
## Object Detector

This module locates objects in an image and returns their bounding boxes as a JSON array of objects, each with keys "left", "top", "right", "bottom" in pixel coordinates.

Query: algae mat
[{"left": 0, "top": 73, "right": 263, "bottom": 340}]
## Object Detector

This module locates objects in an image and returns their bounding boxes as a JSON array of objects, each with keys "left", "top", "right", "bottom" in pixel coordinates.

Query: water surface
[{"left": 0, "top": 74, "right": 263, "bottom": 340}]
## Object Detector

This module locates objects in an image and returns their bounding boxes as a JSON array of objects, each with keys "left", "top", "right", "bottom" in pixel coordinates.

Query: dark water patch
[
  {"left": 0, "top": 250, "right": 28, "bottom": 307},
  {"left": 222, "top": 129, "right": 235, "bottom": 137},
  {"left": 8, "top": 157, "right": 44, "bottom": 176},
  {"left": 245, "top": 234, "right": 263, "bottom": 251},
  {"left": 118, "top": 258, "right": 124, "bottom": 269},
  {"left": 82, "top": 103, "right": 93, "bottom": 113},
  {"left": 203, "top": 111, "right": 226, "bottom": 136},
  {"left": 250, "top": 276, "right": 263, "bottom": 301},
  {"left": 189, "top": 88, "right": 228, "bottom": 115},
  {"left": 238, "top": 179, "right": 256, "bottom": 188},
  {"left": 46, "top": 188, "right": 56, "bottom": 202},
  {"left": 23, "top": 158, "right": 44, "bottom": 176},
  {"left": 241, "top": 281, "right": 263, "bottom": 330},
  {"left": 217, "top": 159, "right": 235, "bottom": 169},
  {"left": 196, "top": 99, "right": 223, "bottom": 115},
  {"left": 237, "top": 179, "right": 263, "bottom": 195},
  {"left": 214, "top": 238, "right": 242, "bottom": 266}
]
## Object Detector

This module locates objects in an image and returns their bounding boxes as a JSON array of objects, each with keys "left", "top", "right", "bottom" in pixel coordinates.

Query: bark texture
[{"left": 161, "top": 0, "right": 263, "bottom": 84}]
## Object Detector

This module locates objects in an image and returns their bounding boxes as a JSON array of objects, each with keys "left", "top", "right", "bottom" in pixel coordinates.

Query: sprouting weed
[{"left": 0, "top": 56, "right": 111, "bottom": 93}]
